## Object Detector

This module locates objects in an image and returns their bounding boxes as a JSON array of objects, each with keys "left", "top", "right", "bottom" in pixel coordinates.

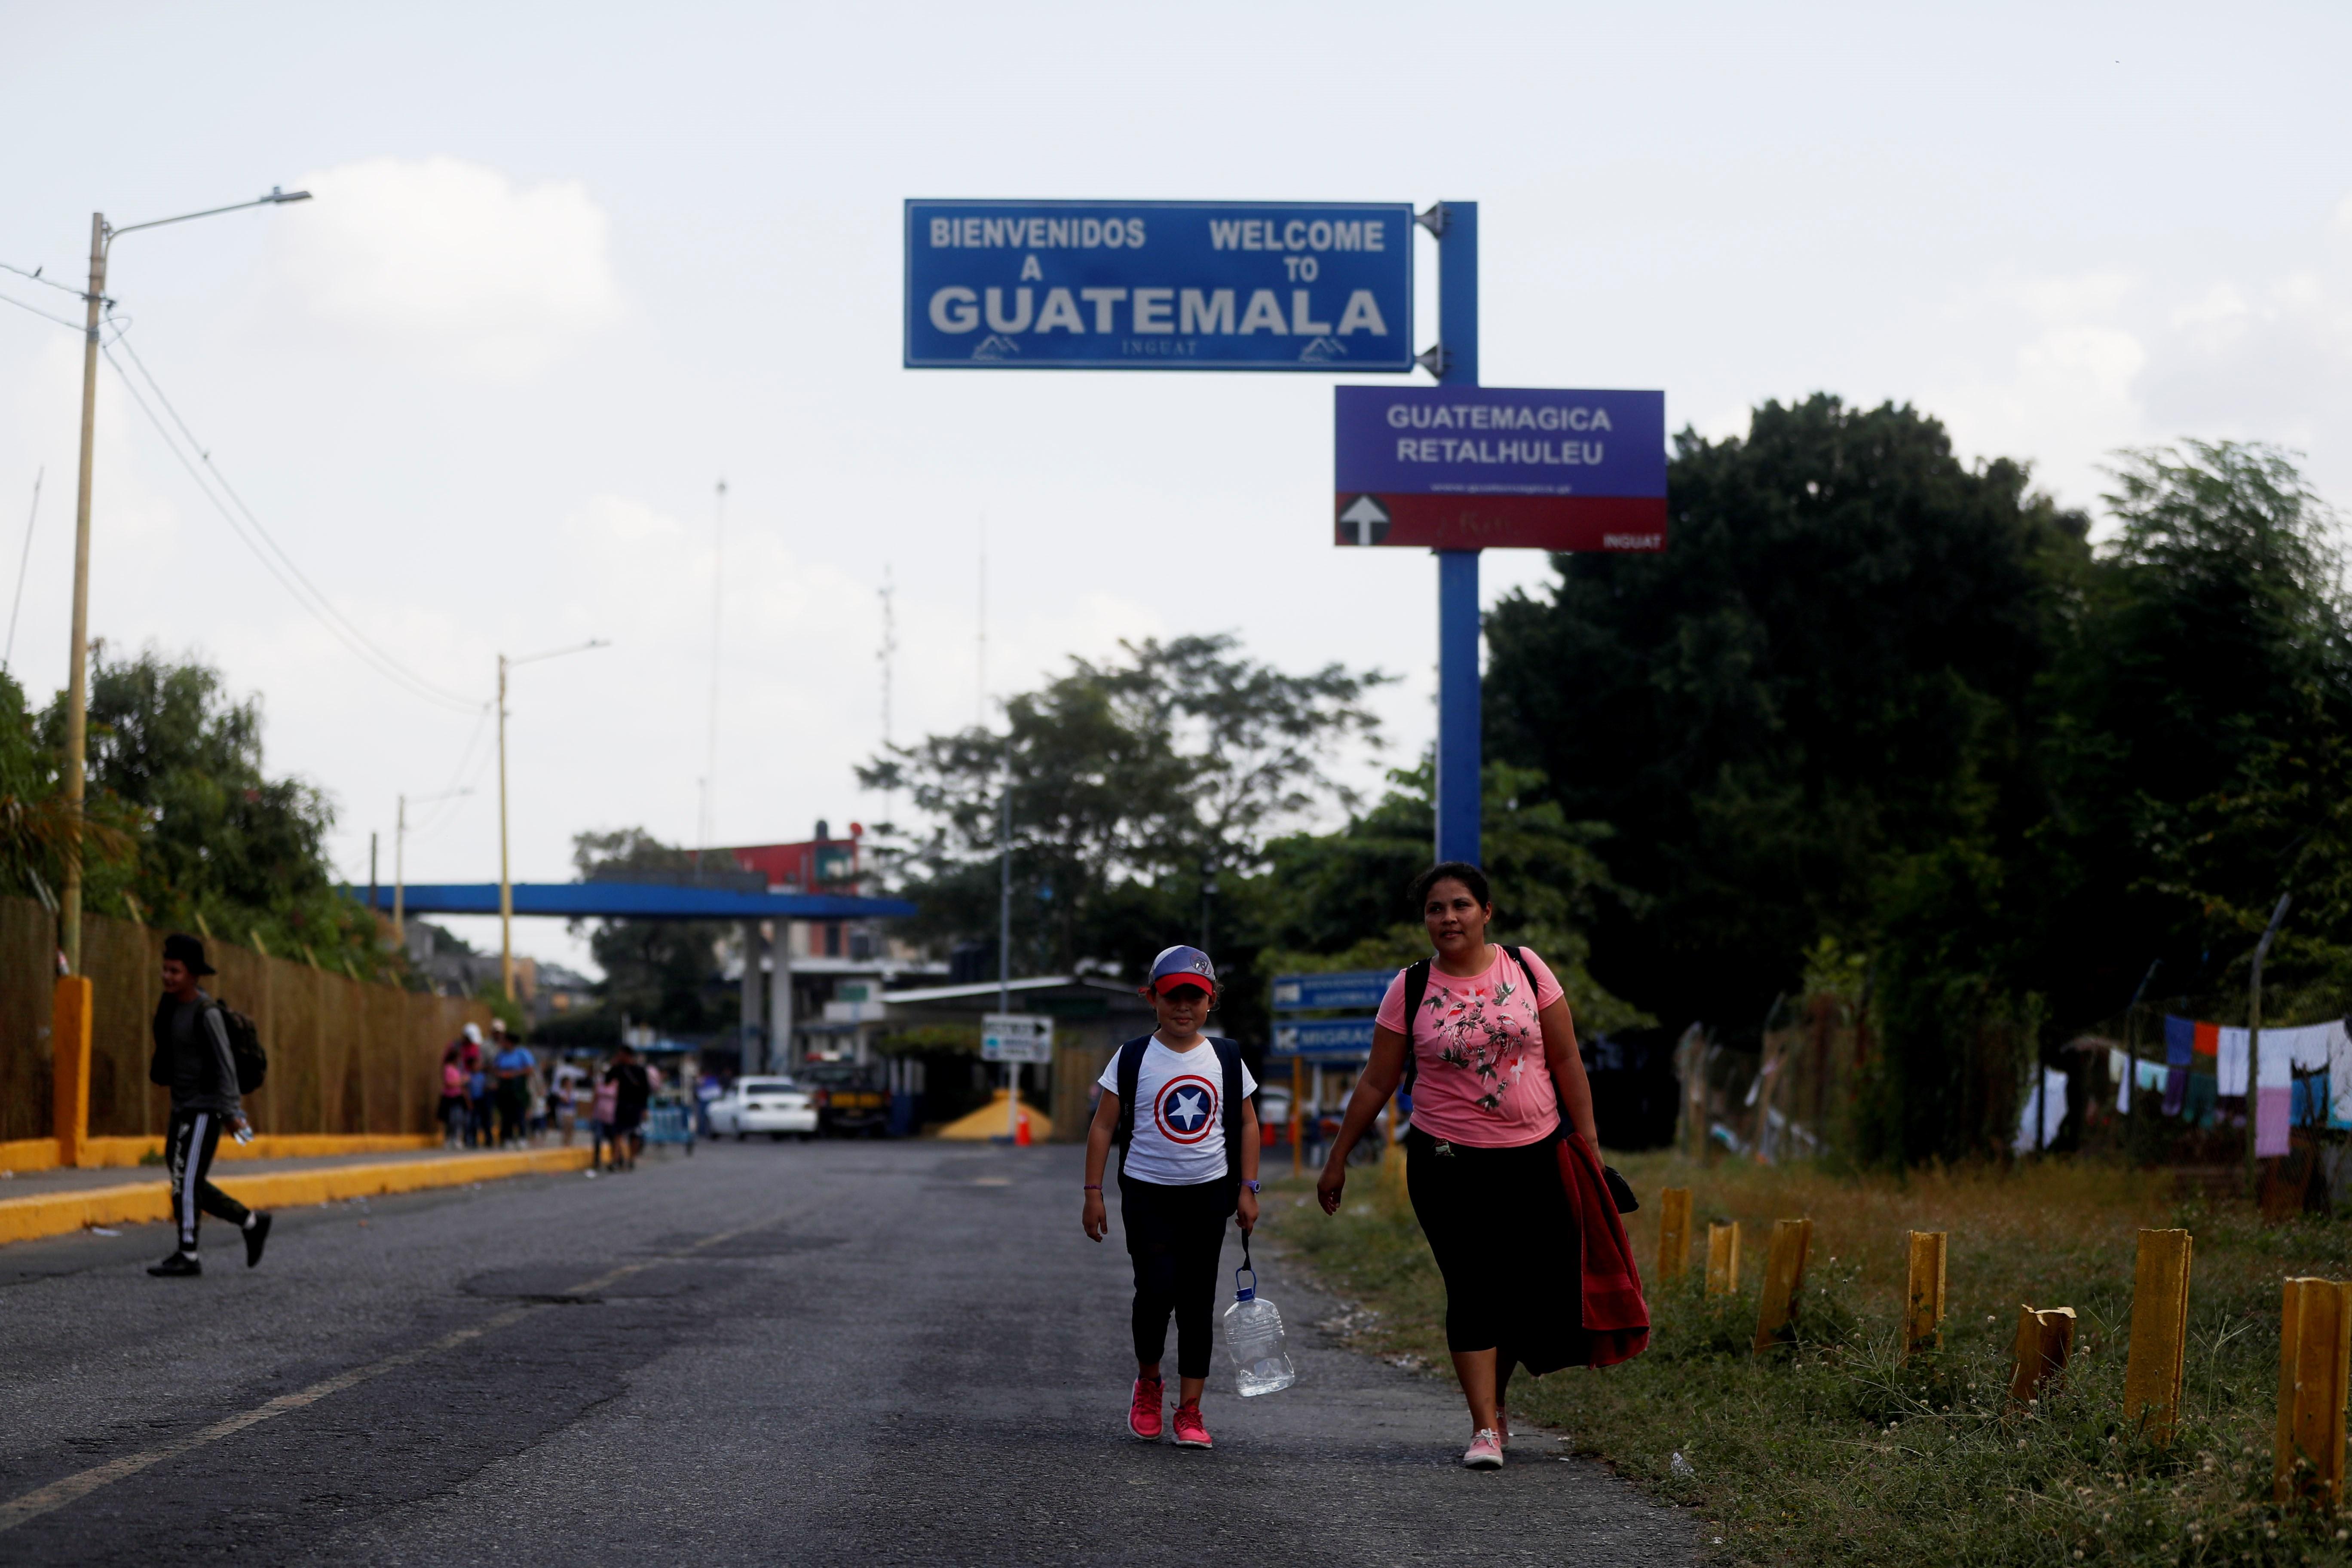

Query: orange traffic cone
[{"left": 1015, "top": 1107, "right": 1033, "bottom": 1147}]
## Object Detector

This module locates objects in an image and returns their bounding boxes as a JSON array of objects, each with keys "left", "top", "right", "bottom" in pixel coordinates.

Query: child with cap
[{"left": 1081, "top": 945, "right": 1261, "bottom": 1449}]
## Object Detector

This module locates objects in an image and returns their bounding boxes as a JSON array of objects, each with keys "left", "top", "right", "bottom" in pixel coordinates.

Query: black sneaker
[
  {"left": 148, "top": 1251, "right": 202, "bottom": 1277},
  {"left": 243, "top": 1212, "right": 273, "bottom": 1269}
]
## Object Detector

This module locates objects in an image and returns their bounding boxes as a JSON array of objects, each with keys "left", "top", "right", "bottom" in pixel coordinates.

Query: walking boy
[
  {"left": 147, "top": 934, "right": 272, "bottom": 1277},
  {"left": 1081, "top": 946, "right": 1260, "bottom": 1449}
]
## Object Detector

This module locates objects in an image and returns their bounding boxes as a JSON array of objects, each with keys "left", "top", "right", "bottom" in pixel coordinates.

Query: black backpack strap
[
  {"left": 1500, "top": 945, "right": 1537, "bottom": 994},
  {"left": 1399, "top": 959, "right": 1432, "bottom": 1095},
  {"left": 1112, "top": 1035, "right": 1153, "bottom": 1151},
  {"left": 1211, "top": 1038, "right": 1244, "bottom": 1174}
]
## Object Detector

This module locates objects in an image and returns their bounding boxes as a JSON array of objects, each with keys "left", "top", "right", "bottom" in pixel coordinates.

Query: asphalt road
[{"left": 1, "top": 1139, "right": 1694, "bottom": 1565}]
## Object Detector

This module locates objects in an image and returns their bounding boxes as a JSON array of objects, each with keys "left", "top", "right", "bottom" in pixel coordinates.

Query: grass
[{"left": 1261, "top": 1148, "right": 2352, "bottom": 1566}]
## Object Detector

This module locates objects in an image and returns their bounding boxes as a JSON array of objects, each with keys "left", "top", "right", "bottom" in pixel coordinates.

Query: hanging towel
[
  {"left": 2165, "top": 1016, "right": 2194, "bottom": 1066},
  {"left": 2116, "top": 1056, "right": 2168, "bottom": 1113},
  {"left": 2195, "top": 1021, "right": 2220, "bottom": 1058},
  {"left": 2259, "top": 1084, "right": 2291, "bottom": 1157},
  {"left": 2013, "top": 1067, "right": 2069, "bottom": 1152},
  {"left": 2330, "top": 1023, "right": 2352, "bottom": 1129},
  {"left": 2269, "top": 1022, "right": 2335, "bottom": 1073},
  {"left": 2163, "top": 1065, "right": 2189, "bottom": 1117},
  {"left": 2293, "top": 1072, "right": 2331, "bottom": 1129},
  {"left": 2218, "top": 1028, "right": 2251, "bottom": 1094}
]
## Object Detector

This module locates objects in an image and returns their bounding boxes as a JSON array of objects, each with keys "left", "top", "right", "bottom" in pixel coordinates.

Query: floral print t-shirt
[{"left": 1374, "top": 946, "right": 1567, "bottom": 1147}]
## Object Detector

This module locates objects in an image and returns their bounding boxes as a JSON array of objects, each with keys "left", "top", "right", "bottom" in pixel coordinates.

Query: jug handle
[{"left": 1234, "top": 1235, "right": 1257, "bottom": 1299}]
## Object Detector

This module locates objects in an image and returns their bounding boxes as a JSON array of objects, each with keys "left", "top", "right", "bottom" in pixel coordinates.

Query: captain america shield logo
[{"left": 1154, "top": 1075, "right": 1219, "bottom": 1145}]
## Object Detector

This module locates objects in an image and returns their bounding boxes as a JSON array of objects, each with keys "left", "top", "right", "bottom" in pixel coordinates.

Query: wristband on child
[{"left": 1082, "top": 1184, "right": 1101, "bottom": 1191}]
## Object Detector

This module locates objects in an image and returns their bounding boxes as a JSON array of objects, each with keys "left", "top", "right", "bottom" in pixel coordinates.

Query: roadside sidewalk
[{"left": 0, "top": 1144, "right": 594, "bottom": 1246}]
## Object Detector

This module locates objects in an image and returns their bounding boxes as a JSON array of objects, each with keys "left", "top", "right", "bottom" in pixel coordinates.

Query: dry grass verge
[{"left": 1263, "top": 1149, "right": 2352, "bottom": 1566}]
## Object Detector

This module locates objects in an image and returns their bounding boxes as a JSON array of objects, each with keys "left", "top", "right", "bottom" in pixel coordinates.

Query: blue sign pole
[{"left": 1431, "top": 201, "right": 1480, "bottom": 867}]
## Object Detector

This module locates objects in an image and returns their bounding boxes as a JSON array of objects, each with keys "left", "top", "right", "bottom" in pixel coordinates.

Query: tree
[
  {"left": 2033, "top": 442, "right": 2352, "bottom": 1015},
  {"left": 1482, "top": 395, "right": 2089, "bottom": 1038},
  {"left": 860, "top": 634, "right": 1388, "bottom": 983},
  {"left": 33, "top": 646, "right": 368, "bottom": 956},
  {"left": 1251, "top": 760, "right": 1651, "bottom": 1037},
  {"left": 570, "top": 827, "right": 734, "bottom": 1034}
]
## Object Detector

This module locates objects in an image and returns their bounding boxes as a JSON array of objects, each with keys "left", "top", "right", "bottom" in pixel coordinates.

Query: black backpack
[
  {"left": 217, "top": 1001, "right": 267, "bottom": 1094},
  {"left": 1112, "top": 1034, "right": 1245, "bottom": 1176}
]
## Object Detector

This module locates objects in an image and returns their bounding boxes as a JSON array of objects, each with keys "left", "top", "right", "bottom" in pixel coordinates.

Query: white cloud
[
  {"left": 1926, "top": 202, "right": 2352, "bottom": 511},
  {"left": 272, "top": 156, "right": 618, "bottom": 377}
]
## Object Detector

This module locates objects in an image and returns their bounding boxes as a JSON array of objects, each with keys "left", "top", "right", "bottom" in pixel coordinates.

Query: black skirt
[{"left": 1403, "top": 1124, "right": 1587, "bottom": 1375}]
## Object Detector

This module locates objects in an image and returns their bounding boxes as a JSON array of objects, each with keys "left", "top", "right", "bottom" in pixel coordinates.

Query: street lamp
[
  {"left": 498, "top": 639, "right": 609, "bottom": 999},
  {"left": 55, "top": 187, "right": 312, "bottom": 974}
]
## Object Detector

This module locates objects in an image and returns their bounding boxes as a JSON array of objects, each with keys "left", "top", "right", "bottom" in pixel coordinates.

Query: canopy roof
[{"left": 345, "top": 882, "right": 916, "bottom": 922}]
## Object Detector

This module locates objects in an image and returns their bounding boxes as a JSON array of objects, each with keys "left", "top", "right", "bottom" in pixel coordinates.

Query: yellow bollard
[
  {"left": 1657, "top": 1188, "right": 1693, "bottom": 1282},
  {"left": 52, "top": 976, "right": 93, "bottom": 1169},
  {"left": 2009, "top": 1305, "right": 2077, "bottom": 1403},
  {"left": 2124, "top": 1229, "right": 2194, "bottom": 1446},
  {"left": 2275, "top": 1277, "right": 2352, "bottom": 1504},
  {"left": 1752, "top": 1218, "right": 1813, "bottom": 1354},
  {"left": 1705, "top": 1221, "right": 1740, "bottom": 1296},
  {"left": 1903, "top": 1231, "right": 1947, "bottom": 1360}
]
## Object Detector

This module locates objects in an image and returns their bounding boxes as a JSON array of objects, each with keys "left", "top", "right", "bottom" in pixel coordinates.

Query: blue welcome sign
[{"left": 905, "top": 200, "right": 1416, "bottom": 371}]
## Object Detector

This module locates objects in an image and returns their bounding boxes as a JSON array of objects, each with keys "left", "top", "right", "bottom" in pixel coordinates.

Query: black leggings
[
  {"left": 1403, "top": 1126, "right": 1580, "bottom": 1366},
  {"left": 166, "top": 1109, "right": 250, "bottom": 1252},
  {"left": 1119, "top": 1173, "right": 1237, "bottom": 1380}
]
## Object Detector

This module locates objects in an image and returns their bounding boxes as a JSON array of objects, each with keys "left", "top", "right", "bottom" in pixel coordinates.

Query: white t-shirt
[{"left": 1099, "top": 1036, "right": 1259, "bottom": 1187}]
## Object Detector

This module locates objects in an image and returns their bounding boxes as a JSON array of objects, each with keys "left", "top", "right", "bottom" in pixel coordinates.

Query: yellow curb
[
  {"left": 0, "top": 1146, "right": 595, "bottom": 1248},
  {"left": 0, "top": 1134, "right": 444, "bottom": 1173}
]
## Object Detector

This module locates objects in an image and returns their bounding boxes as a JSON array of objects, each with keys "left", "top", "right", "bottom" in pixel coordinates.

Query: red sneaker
[
  {"left": 1173, "top": 1400, "right": 1213, "bottom": 1449},
  {"left": 1127, "top": 1376, "right": 1164, "bottom": 1440}
]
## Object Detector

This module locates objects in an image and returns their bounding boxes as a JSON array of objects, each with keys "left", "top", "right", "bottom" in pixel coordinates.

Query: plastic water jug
[{"left": 1222, "top": 1240, "right": 1296, "bottom": 1396}]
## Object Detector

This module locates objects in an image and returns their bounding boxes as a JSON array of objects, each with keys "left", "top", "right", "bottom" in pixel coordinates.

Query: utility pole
[
  {"left": 368, "top": 832, "right": 379, "bottom": 916},
  {"left": 1000, "top": 779, "right": 1015, "bottom": 1137},
  {"left": 393, "top": 794, "right": 407, "bottom": 945},
  {"left": 53, "top": 187, "right": 311, "bottom": 974},
  {"left": 498, "top": 653, "right": 512, "bottom": 998}
]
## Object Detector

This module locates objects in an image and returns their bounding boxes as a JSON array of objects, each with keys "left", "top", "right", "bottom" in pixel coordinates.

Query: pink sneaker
[
  {"left": 1127, "top": 1377, "right": 1164, "bottom": 1440},
  {"left": 1173, "top": 1401, "right": 1213, "bottom": 1449},
  {"left": 1463, "top": 1428, "right": 1504, "bottom": 1469}
]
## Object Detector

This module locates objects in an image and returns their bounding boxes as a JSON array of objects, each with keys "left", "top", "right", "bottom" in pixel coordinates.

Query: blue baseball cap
[{"left": 1145, "top": 945, "right": 1217, "bottom": 995}]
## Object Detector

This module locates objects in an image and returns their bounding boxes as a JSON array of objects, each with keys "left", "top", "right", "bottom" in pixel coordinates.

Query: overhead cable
[{"left": 99, "top": 318, "right": 485, "bottom": 715}]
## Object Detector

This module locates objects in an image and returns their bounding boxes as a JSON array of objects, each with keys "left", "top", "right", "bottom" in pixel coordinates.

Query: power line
[
  {"left": 0, "top": 259, "right": 89, "bottom": 300},
  {"left": 99, "top": 318, "right": 485, "bottom": 715},
  {"left": 0, "top": 289, "right": 83, "bottom": 331},
  {"left": 3, "top": 467, "right": 40, "bottom": 671}
]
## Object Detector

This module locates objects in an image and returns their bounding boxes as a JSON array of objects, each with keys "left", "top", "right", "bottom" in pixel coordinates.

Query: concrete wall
[{"left": 0, "top": 894, "right": 493, "bottom": 1141}]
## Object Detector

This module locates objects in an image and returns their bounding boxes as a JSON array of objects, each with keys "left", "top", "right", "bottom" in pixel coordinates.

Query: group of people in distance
[
  {"left": 436, "top": 1027, "right": 654, "bottom": 1173},
  {"left": 1084, "top": 860, "right": 1645, "bottom": 1468}
]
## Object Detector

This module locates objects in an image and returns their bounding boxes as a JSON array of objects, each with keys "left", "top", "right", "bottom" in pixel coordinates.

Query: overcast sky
[{"left": 4, "top": 3, "right": 2348, "bottom": 976}]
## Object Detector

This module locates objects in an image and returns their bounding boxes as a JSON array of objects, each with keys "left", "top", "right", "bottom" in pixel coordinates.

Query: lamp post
[
  {"left": 497, "top": 640, "right": 608, "bottom": 999},
  {"left": 55, "top": 187, "right": 312, "bottom": 974}
]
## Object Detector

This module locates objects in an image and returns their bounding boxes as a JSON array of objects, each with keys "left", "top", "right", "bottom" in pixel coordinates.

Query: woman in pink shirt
[{"left": 1315, "top": 861, "right": 1602, "bottom": 1470}]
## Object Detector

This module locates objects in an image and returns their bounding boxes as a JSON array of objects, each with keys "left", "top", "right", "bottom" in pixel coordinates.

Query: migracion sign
[
  {"left": 1333, "top": 386, "right": 1669, "bottom": 551},
  {"left": 904, "top": 200, "right": 1415, "bottom": 371}
]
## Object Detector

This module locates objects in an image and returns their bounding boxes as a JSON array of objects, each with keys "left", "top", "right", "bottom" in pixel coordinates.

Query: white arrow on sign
[{"left": 1337, "top": 494, "right": 1390, "bottom": 547}]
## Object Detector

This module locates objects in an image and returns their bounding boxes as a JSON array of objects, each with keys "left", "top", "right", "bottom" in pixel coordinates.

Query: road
[{"left": 1, "top": 1139, "right": 1694, "bottom": 1565}]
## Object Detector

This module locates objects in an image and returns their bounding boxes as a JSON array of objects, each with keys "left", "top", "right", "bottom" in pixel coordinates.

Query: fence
[{"left": 0, "top": 894, "right": 491, "bottom": 1143}]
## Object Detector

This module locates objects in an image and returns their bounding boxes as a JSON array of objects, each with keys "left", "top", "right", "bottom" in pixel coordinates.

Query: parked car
[
  {"left": 798, "top": 1060, "right": 890, "bottom": 1137},
  {"left": 707, "top": 1076, "right": 818, "bottom": 1141}
]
